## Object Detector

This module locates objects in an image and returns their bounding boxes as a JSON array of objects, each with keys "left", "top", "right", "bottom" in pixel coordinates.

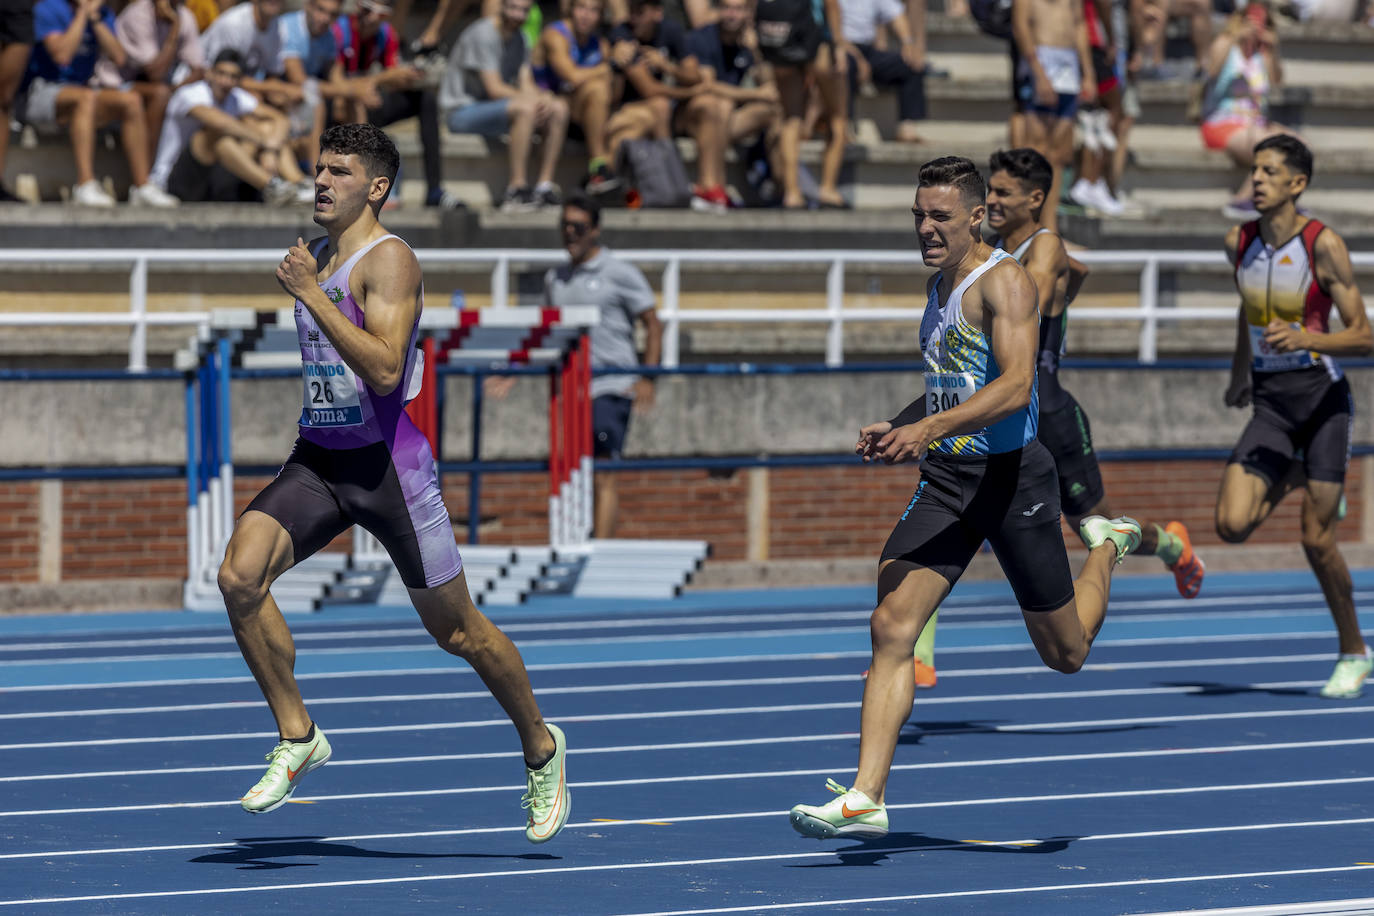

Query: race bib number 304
[
  {"left": 1249, "top": 324, "right": 1314, "bottom": 372},
  {"left": 300, "top": 360, "right": 364, "bottom": 427},
  {"left": 924, "top": 371, "right": 978, "bottom": 415}
]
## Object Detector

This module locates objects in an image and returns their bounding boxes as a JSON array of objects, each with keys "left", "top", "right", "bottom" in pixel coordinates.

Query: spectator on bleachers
[
  {"left": 681, "top": 0, "right": 781, "bottom": 210},
  {"left": 0, "top": 0, "right": 33, "bottom": 201},
  {"left": 1069, "top": 0, "right": 1123, "bottom": 214},
  {"left": 149, "top": 47, "right": 312, "bottom": 203},
  {"left": 1133, "top": 0, "right": 1210, "bottom": 77},
  {"left": 754, "top": 0, "right": 849, "bottom": 208},
  {"left": 1199, "top": 0, "right": 1294, "bottom": 219},
  {"left": 443, "top": 0, "right": 569, "bottom": 211},
  {"left": 333, "top": 0, "right": 462, "bottom": 209},
  {"left": 184, "top": 0, "right": 222, "bottom": 33},
  {"left": 1011, "top": 0, "right": 1094, "bottom": 232},
  {"left": 278, "top": 0, "right": 349, "bottom": 167},
  {"left": 200, "top": 0, "right": 316, "bottom": 187},
  {"left": 111, "top": 0, "right": 207, "bottom": 163},
  {"left": 606, "top": 0, "right": 703, "bottom": 162},
  {"left": 838, "top": 0, "right": 926, "bottom": 142},
  {"left": 535, "top": 0, "right": 618, "bottom": 193},
  {"left": 18, "top": 0, "right": 178, "bottom": 206}
]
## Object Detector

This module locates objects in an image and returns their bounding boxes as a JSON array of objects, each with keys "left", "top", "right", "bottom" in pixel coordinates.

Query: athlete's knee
[
  {"left": 217, "top": 555, "right": 273, "bottom": 613},
  {"left": 869, "top": 598, "right": 922, "bottom": 651},
  {"left": 1036, "top": 641, "right": 1087, "bottom": 674},
  {"left": 1214, "top": 508, "right": 1252, "bottom": 544}
]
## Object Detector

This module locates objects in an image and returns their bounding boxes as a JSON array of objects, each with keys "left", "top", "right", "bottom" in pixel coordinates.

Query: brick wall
[
  {"left": 0, "top": 482, "right": 40, "bottom": 582},
  {"left": 0, "top": 457, "right": 1362, "bottom": 584}
]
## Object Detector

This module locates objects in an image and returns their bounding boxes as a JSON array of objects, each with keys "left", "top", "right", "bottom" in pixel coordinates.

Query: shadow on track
[
  {"left": 189, "top": 836, "right": 559, "bottom": 870},
  {"left": 787, "top": 831, "right": 1081, "bottom": 867}
]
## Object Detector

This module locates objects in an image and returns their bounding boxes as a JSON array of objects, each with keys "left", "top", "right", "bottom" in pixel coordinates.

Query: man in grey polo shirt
[{"left": 544, "top": 191, "right": 663, "bottom": 538}]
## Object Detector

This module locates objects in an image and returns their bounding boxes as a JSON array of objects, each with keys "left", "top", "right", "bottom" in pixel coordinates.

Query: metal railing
[{"left": 3, "top": 247, "right": 1371, "bottom": 370}]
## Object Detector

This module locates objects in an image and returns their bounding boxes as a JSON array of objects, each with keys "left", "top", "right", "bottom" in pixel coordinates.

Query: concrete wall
[{"left": 8, "top": 367, "right": 1373, "bottom": 467}]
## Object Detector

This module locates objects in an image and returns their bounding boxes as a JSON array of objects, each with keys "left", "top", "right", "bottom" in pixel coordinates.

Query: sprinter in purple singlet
[{"left": 218, "top": 123, "right": 570, "bottom": 844}]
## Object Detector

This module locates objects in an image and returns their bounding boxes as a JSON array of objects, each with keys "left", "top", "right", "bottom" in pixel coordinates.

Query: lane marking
[
  {"left": 2, "top": 852, "right": 1371, "bottom": 907},
  {"left": 3, "top": 642, "right": 1362, "bottom": 693},
  {"left": 7, "top": 734, "right": 1373, "bottom": 788},
  {"left": 5, "top": 588, "right": 1363, "bottom": 653},
  {"left": 3, "top": 624, "right": 1367, "bottom": 670},
  {"left": 4, "top": 765, "right": 1372, "bottom": 819},
  {"left": 5, "top": 697, "right": 1372, "bottom": 753},
  {"left": 0, "top": 677, "right": 1325, "bottom": 722}
]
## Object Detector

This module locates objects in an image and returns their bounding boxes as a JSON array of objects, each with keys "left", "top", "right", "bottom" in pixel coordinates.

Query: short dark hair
[
  {"left": 563, "top": 190, "right": 601, "bottom": 226},
  {"left": 212, "top": 48, "right": 245, "bottom": 69},
  {"left": 1254, "top": 134, "right": 1313, "bottom": 182},
  {"left": 917, "top": 156, "right": 985, "bottom": 212},
  {"left": 630, "top": 0, "right": 663, "bottom": 10},
  {"left": 319, "top": 123, "right": 400, "bottom": 186},
  {"left": 987, "top": 147, "right": 1052, "bottom": 198}
]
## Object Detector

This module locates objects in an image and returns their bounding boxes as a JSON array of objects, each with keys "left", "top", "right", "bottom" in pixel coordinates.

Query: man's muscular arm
[{"left": 278, "top": 237, "right": 421, "bottom": 396}]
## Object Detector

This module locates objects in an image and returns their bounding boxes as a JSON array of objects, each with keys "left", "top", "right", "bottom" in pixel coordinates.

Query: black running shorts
[
  {"left": 880, "top": 441, "right": 1075, "bottom": 613},
  {"left": 246, "top": 437, "right": 463, "bottom": 590},
  {"left": 1229, "top": 367, "right": 1352, "bottom": 486},
  {"left": 1038, "top": 396, "right": 1106, "bottom": 519}
]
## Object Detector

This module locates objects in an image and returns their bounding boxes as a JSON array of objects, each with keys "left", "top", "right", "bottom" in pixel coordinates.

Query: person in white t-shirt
[{"left": 151, "top": 48, "right": 315, "bottom": 205}]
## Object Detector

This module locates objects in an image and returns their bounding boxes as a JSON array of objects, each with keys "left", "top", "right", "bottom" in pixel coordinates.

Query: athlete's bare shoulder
[
  {"left": 353, "top": 233, "right": 422, "bottom": 309},
  {"left": 974, "top": 252, "right": 1036, "bottom": 317},
  {"left": 1223, "top": 223, "right": 1243, "bottom": 264},
  {"left": 1023, "top": 230, "right": 1068, "bottom": 272}
]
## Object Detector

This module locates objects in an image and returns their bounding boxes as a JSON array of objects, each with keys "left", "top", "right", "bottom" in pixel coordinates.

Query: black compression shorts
[
  {"left": 880, "top": 441, "right": 1075, "bottom": 613},
  {"left": 1037, "top": 396, "right": 1106, "bottom": 519},
  {"left": 246, "top": 437, "right": 463, "bottom": 590},
  {"left": 1229, "top": 367, "right": 1352, "bottom": 486}
]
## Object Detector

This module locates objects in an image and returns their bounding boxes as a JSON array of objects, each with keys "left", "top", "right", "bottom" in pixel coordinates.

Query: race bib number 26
[
  {"left": 300, "top": 360, "right": 363, "bottom": 427},
  {"left": 925, "top": 371, "right": 978, "bottom": 415}
]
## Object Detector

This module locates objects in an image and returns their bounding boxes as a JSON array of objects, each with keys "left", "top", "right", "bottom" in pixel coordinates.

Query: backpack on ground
[{"left": 618, "top": 138, "right": 693, "bottom": 208}]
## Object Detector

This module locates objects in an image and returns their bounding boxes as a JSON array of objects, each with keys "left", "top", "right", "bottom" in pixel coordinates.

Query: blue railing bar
[
  {"left": 184, "top": 375, "right": 198, "bottom": 506},
  {"left": 0, "top": 466, "right": 188, "bottom": 480}
]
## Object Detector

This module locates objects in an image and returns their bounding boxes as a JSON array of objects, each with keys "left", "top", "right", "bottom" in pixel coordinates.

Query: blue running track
[{"left": 3, "top": 569, "right": 1374, "bottom": 914}]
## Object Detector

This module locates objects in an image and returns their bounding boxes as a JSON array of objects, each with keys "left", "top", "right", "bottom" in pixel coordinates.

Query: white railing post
[
  {"left": 1138, "top": 257, "right": 1159, "bottom": 364},
  {"left": 825, "top": 258, "right": 844, "bottom": 367},
  {"left": 129, "top": 257, "right": 148, "bottom": 372},
  {"left": 662, "top": 257, "right": 680, "bottom": 368},
  {"left": 492, "top": 255, "right": 509, "bottom": 309}
]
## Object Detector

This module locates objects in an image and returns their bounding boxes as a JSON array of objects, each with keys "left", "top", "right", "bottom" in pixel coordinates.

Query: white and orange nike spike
[{"left": 790, "top": 778, "right": 888, "bottom": 839}]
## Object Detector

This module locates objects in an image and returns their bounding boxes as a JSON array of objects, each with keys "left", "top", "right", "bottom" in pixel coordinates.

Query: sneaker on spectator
[
  {"left": 690, "top": 184, "right": 730, "bottom": 214},
  {"left": 426, "top": 187, "right": 467, "bottom": 211},
  {"left": 1089, "top": 179, "right": 1124, "bottom": 215},
  {"left": 73, "top": 180, "right": 116, "bottom": 208},
  {"left": 128, "top": 183, "right": 180, "bottom": 208},
  {"left": 1069, "top": 177, "right": 1099, "bottom": 211},
  {"left": 533, "top": 182, "right": 561, "bottom": 209},
  {"left": 293, "top": 179, "right": 317, "bottom": 206},
  {"left": 263, "top": 176, "right": 298, "bottom": 207},
  {"left": 586, "top": 164, "right": 620, "bottom": 196},
  {"left": 499, "top": 185, "right": 536, "bottom": 213}
]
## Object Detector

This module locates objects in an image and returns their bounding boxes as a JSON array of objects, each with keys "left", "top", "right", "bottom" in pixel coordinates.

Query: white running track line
[
  {"left": 0, "top": 627, "right": 1362, "bottom": 670},
  {"left": 4, "top": 587, "right": 1365, "bottom": 654},
  {"left": 0, "top": 596, "right": 1352, "bottom": 654},
  {"left": 4, "top": 697, "right": 1372, "bottom": 752},
  {"left": 5, "top": 762, "right": 1373, "bottom": 819},
  {"left": 4, "top": 734, "right": 1372, "bottom": 790},
  {"left": 1129, "top": 898, "right": 1374, "bottom": 916},
  {"left": 0, "top": 649, "right": 1346, "bottom": 694},
  {"left": 2, "top": 854, "right": 1372, "bottom": 908},
  {"left": 609, "top": 871, "right": 1374, "bottom": 916},
  {"left": 0, "top": 677, "right": 1324, "bottom": 722}
]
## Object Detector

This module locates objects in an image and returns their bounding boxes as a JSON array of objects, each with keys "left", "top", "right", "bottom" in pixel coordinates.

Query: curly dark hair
[
  {"left": 987, "top": 147, "right": 1053, "bottom": 198},
  {"left": 319, "top": 123, "right": 400, "bottom": 188}
]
